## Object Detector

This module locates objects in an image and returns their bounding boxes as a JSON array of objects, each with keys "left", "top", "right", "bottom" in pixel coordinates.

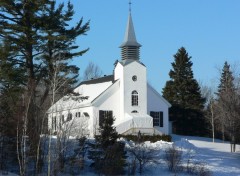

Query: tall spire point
[{"left": 129, "top": 0, "right": 132, "bottom": 13}]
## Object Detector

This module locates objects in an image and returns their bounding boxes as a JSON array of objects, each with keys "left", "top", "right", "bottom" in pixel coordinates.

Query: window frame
[
  {"left": 67, "top": 113, "right": 72, "bottom": 122},
  {"left": 150, "top": 111, "right": 164, "bottom": 127},
  {"left": 52, "top": 116, "right": 57, "bottom": 131},
  {"left": 132, "top": 90, "right": 138, "bottom": 106},
  {"left": 99, "top": 110, "right": 113, "bottom": 127}
]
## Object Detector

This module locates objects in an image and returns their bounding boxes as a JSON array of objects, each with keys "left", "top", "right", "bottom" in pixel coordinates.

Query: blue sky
[{"left": 67, "top": 0, "right": 240, "bottom": 93}]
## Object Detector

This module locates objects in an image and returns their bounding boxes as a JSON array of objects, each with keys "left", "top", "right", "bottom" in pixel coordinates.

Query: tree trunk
[{"left": 210, "top": 103, "right": 215, "bottom": 143}]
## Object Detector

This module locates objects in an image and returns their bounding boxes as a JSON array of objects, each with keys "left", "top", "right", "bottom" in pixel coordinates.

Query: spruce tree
[
  {"left": 215, "top": 61, "right": 239, "bottom": 149},
  {"left": 162, "top": 47, "right": 205, "bottom": 135},
  {"left": 217, "top": 61, "right": 235, "bottom": 97},
  {"left": 89, "top": 115, "right": 126, "bottom": 175},
  {"left": 96, "top": 114, "right": 119, "bottom": 149}
]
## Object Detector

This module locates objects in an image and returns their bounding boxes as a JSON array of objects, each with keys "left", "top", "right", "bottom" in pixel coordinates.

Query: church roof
[
  {"left": 78, "top": 75, "right": 114, "bottom": 86},
  {"left": 120, "top": 13, "right": 141, "bottom": 48},
  {"left": 118, "top": 59, "right": 145, "bottom": 67},
  {"left": 73, "top": 75, "right": 114, "bottom": 106},
  {"left": 48, "top": 76, "right": 115, "bottom": 112}
]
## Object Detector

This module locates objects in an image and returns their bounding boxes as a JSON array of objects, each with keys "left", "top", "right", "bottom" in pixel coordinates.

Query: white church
[{"left": 48, "top": 11, "right": 171, "bottom": 137}]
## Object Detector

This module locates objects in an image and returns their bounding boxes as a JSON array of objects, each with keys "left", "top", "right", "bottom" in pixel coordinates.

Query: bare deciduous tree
[
  {"left": 201, "top": 84, "right": 218, "bottom": 142},
  {"left": 127, "top": 141, "right": 158, "bottom": 174},
  {"left": 83, "top": 62, "right": 103, "bottom": 81}
]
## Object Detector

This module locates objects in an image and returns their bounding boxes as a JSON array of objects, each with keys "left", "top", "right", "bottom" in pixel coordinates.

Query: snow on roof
[{"left": 48, "top": 76, "right": 114, "bottom": 113}]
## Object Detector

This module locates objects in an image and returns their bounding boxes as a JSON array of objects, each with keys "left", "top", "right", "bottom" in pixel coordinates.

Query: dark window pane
[
  {"left": 132, "top": 90, "right": 138, "bottom": 106},
  {"left": 61, "top": 115, "right": 65, "bottom": 123},
  {"left": 99, "top": 110, "right": 113, "bottom": 126},
  {"left": 160, "top": 112, "right": 163, "bottom": 127},
  {"left": 83, "top": 112, "right": 89, "bottom": 117},
  {"left": 67, "top": 113, "right": 72, "bottom": 121},
  {"left": 150, "top": 111, "right": 162, "bottom": 127}
]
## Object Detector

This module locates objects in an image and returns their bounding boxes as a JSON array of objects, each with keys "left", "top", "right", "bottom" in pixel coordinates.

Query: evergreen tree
[
  {"left": 162, "top": 47, "right": 206, "bottom": 135},
  {"left": 96, "top": 114, "right": 119, "bottom": 149},
  {"left": 0, "top": 0, "right": 89, "bottom": 173},
  {"left": 0, "top": 41, "right": 25, "bottom": 137},
  {"left": 217, "top": 61, "right": 235, "bottom": 97},
  {"left": 89, "top": 115, "right": 126, "bottom": 175},
  {"left": 40, "top": 1, "right": 90, "bottom": 103},
  {"left": 215, "top": 62, "right": 240, "bottom": 151}
]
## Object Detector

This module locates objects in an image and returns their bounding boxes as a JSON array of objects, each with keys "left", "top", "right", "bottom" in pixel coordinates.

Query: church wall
[
  {"left": 114, "top": 63, "right": 124, "bottom": 119},
  {"left": 147, "top": 85, "right": 169, "bottom": 134},
  {"left": 123, "top": 62, "right": 147, "bottom": 115},
  {"left": 48, "top": 105, "right": 94, "bottom": 137},
  {"left": 97, "top": 87, "right": 121, "bottom": 125}
]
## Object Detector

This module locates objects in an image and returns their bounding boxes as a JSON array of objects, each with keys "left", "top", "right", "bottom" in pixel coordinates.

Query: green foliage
[
  {"left": 121, "top": 134, "right": 172, "bottom": 143},
  {"left": 215, "top": 61, "right": 240, "bottom": 149},
  {"left": 95, "top": 116, "right": 119, "bottom": 149},
  {"left": 217, "top": 61, "right": 235, "bottom": 97},
  {"left": 0, "top": 0, "right": 90, "bottom": 99},
  {"left": 89, "top": 116, "right": 126, "bottom": 175},
  {"left": 93, "top": 142, "right": 127, "bottom": 175},
  {"left": 0, "top": 0, "right": 90, "bottom": 173},
  {"left": 162, "top": 47, "right": 206, "bottom": 136}
]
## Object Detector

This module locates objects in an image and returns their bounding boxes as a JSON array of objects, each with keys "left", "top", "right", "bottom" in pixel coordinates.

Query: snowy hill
[
  {"left": 1, "top": 135, "right": 239, "bottom": 176},
  {"left": 125, "top": 135, "right": 240, "bottom": 176},
  {"left": 171, "top": 135, "right": 240, "bottom": 176}
]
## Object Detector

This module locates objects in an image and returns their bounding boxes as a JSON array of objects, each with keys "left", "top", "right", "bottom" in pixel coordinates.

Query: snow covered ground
[
  {"left": 127, "top": 135, "right": 240, "bottom": 176},
  {"left": 1, "top": 135, "right": 239, "bottom": 176},
  {"left": 172, "top": 135, "right": 240, "bottom": 176}
]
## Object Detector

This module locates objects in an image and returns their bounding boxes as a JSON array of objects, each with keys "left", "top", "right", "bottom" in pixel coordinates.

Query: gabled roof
[
  {"left": 147, "top": 83, "right": 172, "bottom": 108},
  {"left": 118, "top": 59, "right": 145, "bottom": 67},
  {"left": 48, "top": 76, "right": 115, "bottom": 113},
  {"left": 92, "top": 79, "right": 120, "bottom": 106},
  {"left": 77, "top": 75, "right": 114, "bottom": 86}
]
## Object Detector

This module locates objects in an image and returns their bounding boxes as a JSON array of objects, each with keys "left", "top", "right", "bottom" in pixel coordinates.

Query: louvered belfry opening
[{"left": 121, "top": 46, "right": 140, "bottom": 60}]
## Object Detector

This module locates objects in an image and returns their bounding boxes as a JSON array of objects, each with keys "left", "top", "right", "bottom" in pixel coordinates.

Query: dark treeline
[
  {"left": 162, "top": 47, "right": 240, "bottom": 152},
  {"left": 0, "top": 0, "right": 89, "bottom": 175}
]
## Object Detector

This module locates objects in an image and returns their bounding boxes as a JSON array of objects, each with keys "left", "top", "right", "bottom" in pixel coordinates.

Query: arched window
[
  {"left": 131, "top": 110, "right": 138, "bottom": 113},
  {"left": 132, "top": 90, "right": 138, "bottom": 106}
]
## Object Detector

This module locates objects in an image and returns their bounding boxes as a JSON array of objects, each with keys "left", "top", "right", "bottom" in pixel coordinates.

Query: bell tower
[{"left": 114, "top": 1, "right": 147, "bottom": 121}]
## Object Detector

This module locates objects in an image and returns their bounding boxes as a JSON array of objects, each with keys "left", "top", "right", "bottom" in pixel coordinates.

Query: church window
[
  {"left": 132, "top": 75, "right": 137, "bottom": 81},
  {"left": 83, "top": 112, "right": 89, "bottom": 117},
  {"left": 150, "top": 111, "right": 163, "bottom": 127},
  {"left": 61, "top": 115, "right": 65, "bottom": 123},
  {"left": 132, "top": 90, "right": 138, "bottom": 106},
  {"left": 76, "top": 112, "right": 81, "bottom": 117},
  {"left": 99, "top": 110, "right": 113, "bottom": 126},
  {"left": 131, "top": 110, "right": 138, "bottom": 113},
  {"left": 67, "top": 113, "right": 72, "bottom": 122},
  {"left": 52, "top": 116, "right": 57, "bottom": 131}
]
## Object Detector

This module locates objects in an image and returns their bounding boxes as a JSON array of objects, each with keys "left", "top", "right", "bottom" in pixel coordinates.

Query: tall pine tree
[
  {"left": 163, "top": 47, "right": 206, "bottom": 136},
  {"left": 217, "top": 61, "right": 235, "bottom": 97},
  {"left": 0, "top": 0, "right": 89, "bottom": 173},
  {"left": 215, "top": 61, "right": 240, "bottom": 151}
]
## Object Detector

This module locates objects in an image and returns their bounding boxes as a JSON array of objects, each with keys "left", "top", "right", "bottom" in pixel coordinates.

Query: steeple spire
[
  {"left": 120, "top": 2, "right": 141, "bottom": 60},
  {"left": 129, "top": 0, "right": 132, "bottom": 13}
]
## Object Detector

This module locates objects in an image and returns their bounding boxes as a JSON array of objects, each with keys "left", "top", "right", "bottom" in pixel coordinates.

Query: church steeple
[{"left": 120, "top": 7, "right": 141, "bottom": 60}]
